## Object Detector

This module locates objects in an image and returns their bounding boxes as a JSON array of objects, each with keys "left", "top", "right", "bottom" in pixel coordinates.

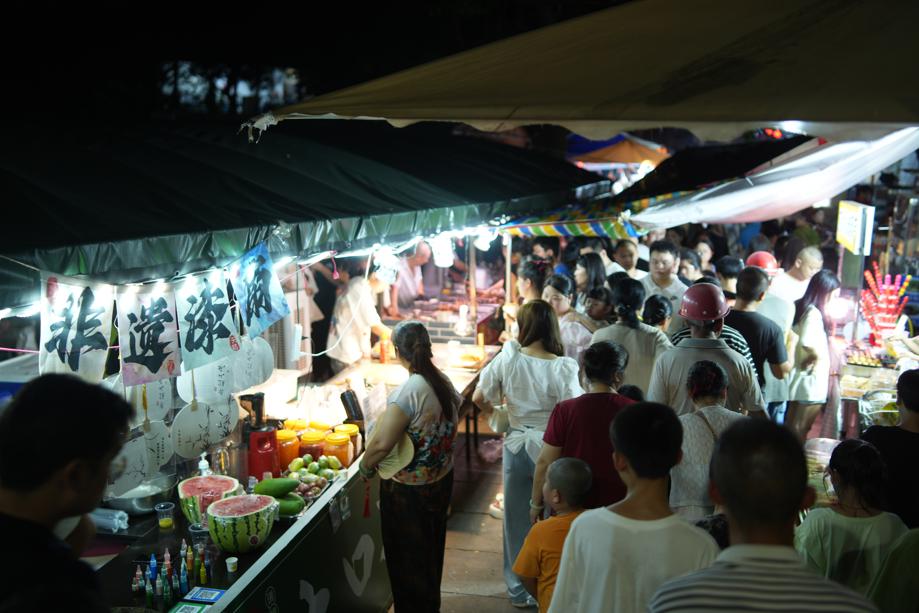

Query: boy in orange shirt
[{"left": 513, "top": 457, "right": 591, "bottom": 611}]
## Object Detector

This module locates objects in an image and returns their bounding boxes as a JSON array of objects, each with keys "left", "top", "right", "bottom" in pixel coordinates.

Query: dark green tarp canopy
[{"left": 0, "top": 120, "right": 606, "bottom": 308}]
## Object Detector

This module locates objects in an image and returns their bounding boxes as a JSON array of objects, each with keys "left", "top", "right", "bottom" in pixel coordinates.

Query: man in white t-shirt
[
  {"left": 388, "top": 241, "right": 431, "bottom": 315},
  {"left": 549, "top": 402, "right": 719, "bottom": 613},
  {"left": 768, "top": 245, "right": 822, "bottom": 303},
  {"left": 327, "top": 264, "right": 392, "bottom": 370}
]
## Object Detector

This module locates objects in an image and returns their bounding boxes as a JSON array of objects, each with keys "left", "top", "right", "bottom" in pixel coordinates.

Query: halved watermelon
[
  {"left": 207, "top": 494, "right": 278, "bottom": 553},
  {"left": 178, "top": 475, "right": 240, "bottom": 525}
]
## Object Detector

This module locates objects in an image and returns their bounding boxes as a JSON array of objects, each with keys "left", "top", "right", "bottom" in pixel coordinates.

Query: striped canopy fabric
[{"left": 502, "top": 192, "right": 684, "bottom": 239}]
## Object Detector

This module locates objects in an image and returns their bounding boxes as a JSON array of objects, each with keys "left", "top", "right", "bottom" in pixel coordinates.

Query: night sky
[{"left": 7, "top": 2, "right": 624, "bottom": 124}]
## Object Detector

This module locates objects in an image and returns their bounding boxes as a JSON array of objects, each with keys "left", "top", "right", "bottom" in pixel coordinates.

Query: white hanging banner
[
  {"left": 39, "top": 274, "right": 114, "bottom": 383},
  {"left": 117, "top": 285, "right": 182, "bottom": 386},
  {"left": 175, "top": 271, "right": 240, "bottom": 371},
  {"left": 177, "top": 357, "right": 232, "bottom": 403},
  {"left": 230, "top": 243, "right": 291, "bottom": 338}
]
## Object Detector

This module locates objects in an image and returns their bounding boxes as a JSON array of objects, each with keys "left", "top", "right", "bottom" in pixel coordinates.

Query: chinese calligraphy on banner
[
  {"left": 39, "top": 274, "right": 115, "bottom": 382},
  {"left": 175, "top": 271, "right": 240, "bottom": 370},
  {"left": 117, "top": 285, "right": 182, "bottom": 386},
  {"left": 230, "top": 243, "right": 290, "bottom": 338}
]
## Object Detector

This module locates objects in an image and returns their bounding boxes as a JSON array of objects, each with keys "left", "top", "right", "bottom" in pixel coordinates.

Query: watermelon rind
[
  {"left": 177, "top": 475, "right": 240, "bottom": 525},
  {"left": 206, "top": 494, "right": 278, "bottom": 554}
]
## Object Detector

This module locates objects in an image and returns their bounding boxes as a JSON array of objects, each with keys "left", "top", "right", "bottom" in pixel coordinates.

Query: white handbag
[{"left": 487, "top": 403, "right": 510, "bottom": 435}]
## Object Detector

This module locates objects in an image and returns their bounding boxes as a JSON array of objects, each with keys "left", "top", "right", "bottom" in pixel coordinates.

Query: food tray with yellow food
[
  {"left": 840, "top": 374, "right": 871, "bottom": 399},
  {"left": 449, "top": 348, "right": 486, "bottom": 370}
]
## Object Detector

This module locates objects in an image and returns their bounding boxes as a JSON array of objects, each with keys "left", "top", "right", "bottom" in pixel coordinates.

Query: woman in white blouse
[
  {"left": 786, "top": 270, "right": 840, "bottom": 440},
  {"left": 542, "top": 274, "right": 594, "bottom": 367},
  {"left": 473, "top": 300, "right": 582, "bottom": 608},
  {"left": 670, "top": 360, "right": 745, "bottom": 519}
]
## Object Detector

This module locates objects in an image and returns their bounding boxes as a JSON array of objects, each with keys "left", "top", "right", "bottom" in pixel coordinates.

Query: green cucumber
[
  {"left": 253, "top": 477, "right": 300, "bottom": 498},
  {"left": 278, "top": 493, "right": 306, "bottom": 516}
]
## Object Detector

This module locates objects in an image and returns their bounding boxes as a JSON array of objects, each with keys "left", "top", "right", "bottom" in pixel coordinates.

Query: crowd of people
[
  {"left": 245, "top": 223, "right": 919, "bottom": 612},
  {"left": 4, "top": 216, "right": 919, "bottom": 613},
  {"left": 463, "top": 227, "right": 918, "bottom": 613}
]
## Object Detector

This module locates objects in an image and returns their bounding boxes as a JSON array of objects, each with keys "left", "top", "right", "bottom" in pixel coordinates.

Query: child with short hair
[
  {"left": 549, "top": 402, "right": 719, "bottom": 613},
  {"left": 513, "top": 457, "right": 591, "bottom": 612}
]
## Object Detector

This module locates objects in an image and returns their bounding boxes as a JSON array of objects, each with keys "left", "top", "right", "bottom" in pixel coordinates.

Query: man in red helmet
[
  {"left": 647, "top": 283, "right": 765, "bottom": 416},
  {"left": 746, "top": 251, "right": 797, "bottom": 422}
]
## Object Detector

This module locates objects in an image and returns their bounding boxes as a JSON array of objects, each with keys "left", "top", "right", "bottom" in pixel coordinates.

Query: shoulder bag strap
[{"left": 694, "top": 409, "right": 719, "bottom": 441}]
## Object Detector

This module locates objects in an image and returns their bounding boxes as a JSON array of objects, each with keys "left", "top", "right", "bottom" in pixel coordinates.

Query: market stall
[
  {"left": 0, "top": 247, "right": 511, "bottom": 613},
  {"left": 83, "top": 340, "right": 499, "bottom": 613},
  {"left": 0, "top": 118, "right": 607, "bottom": 612}
]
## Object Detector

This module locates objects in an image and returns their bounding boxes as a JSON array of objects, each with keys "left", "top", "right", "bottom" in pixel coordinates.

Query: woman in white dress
[
  {"left": 473, "top": 300, "right": 582, "bottom": 608},
  {"left": 786, "top": 269, "right": 840, "bottom": 440}
]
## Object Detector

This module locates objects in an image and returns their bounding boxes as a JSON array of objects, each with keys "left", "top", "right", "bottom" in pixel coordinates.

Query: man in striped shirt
[{"left": 649, "top": 420, "right": 877, "bottom": 613}]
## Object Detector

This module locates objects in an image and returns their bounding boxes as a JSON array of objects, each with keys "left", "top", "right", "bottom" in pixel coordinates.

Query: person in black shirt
[
  {"left": 0, "top": 374, "right": 133, "bottom": 613},
  {"left": 862, "top": 368, "right": 919, "bottom": 528},
  {"left": 725, "top": 267, "right": 793, "bottom": 402},
  {"left": 715, "top": 256, "right": 745, "bottom": 305}
]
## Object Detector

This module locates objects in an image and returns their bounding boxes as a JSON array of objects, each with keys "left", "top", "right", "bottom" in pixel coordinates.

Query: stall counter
[{"left": 97, "top": 461, "right": 391, "bottom": 612}]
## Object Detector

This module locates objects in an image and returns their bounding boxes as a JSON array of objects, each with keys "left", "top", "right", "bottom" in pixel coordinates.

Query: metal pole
[
  {"left": 852, "top": 253, "right": 867, "bottom": 344},
  {"left": 468, "top": 236, "right": 478, "bottom": 321},
  {"left": 504, "top": 233, "right": 513, "bottom": 307}
]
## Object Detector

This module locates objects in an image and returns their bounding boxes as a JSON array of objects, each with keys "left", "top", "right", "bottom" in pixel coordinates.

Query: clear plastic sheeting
[{"left": 631, "top": 128, "right": 919, "bottom": 228}]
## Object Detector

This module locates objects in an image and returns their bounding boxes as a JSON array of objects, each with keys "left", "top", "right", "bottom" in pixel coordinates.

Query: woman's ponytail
[
  {"left": 391, "top": 321, "right": 455, "bottom": 421},
  {"left": 611, "top": 278, "right": 646, "bottom": 329}
]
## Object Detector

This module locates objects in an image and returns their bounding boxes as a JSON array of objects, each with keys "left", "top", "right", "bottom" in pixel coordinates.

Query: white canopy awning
[
  {"left": 631, "top": 128, "right": 919, "bottom": 227},
  {"left": 257, "top": 0, "right": 919, "bottom": 142}
]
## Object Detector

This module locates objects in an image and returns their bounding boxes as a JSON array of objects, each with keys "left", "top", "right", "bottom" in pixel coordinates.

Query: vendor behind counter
[{"left": 326, "top": 260, "right": 393, "bottom": 374}]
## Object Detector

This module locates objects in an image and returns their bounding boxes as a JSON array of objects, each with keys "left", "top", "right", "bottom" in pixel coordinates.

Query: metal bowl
[{"left": 105, "top": 473, "right": 177, "bottom": 516}]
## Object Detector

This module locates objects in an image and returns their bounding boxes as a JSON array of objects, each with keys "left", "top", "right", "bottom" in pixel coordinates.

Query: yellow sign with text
[{"left": 836, "top": 200, "right": 875, "bottom": 255}]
